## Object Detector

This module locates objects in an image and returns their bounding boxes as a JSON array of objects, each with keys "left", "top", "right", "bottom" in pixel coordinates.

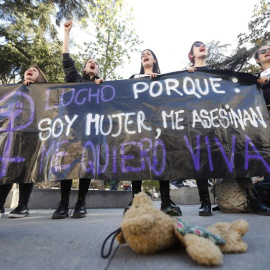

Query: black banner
[{"left": 1, "top": 70, "right": 270, "bottom": 184}]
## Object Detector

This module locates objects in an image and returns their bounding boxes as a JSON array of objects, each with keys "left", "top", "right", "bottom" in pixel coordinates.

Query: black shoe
[
  {"left": 198, "top": 189, "right": 212, "bottom": 216},
  {"left": 71, "top": 200, "right": 87, "bottom": 218},
  {"left": 245, "top": 188, "right": 270, "bottom": 216},
  {"left": 161, "top": 199, "right": 182, "bottom": 216},
  {"left": 0, "top": 207, "right": 4, "bottom": 214},
  {"left": 255, "top": 203, "right": 270, "bottom": 216},
  {"left": 199, "top": 202, "right": 212, "bottom": 216},
  {"left": 160, "top": 182, "right": 182, "bottom": 216},
  {"left": 8, "top": 205, "right": 29, "bottom": 218},
  {"left": 52, "top": 201, "right": 69, "bottom": 219},
  {"left": 123, "top": 200, "right": 132, "bottom": 215}
]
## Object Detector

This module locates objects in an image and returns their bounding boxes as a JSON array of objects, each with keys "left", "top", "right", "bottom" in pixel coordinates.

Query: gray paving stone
[{"left": 1, "top": 202, "right": 269, "bottom": 270}]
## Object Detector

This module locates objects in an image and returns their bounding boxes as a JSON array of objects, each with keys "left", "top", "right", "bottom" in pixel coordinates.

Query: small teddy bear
[{"left": 116, "top": 192, "right": 248, "bottom": 266}]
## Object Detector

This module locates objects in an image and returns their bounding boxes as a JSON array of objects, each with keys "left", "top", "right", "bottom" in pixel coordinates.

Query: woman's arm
[
  {"left": 62, "top": 20, "right": 83, "bottom": 83},
  {"left": 62, "top": 20, "right": 72, "bottom": 53},
  {"left": 258, "top": 76, "right": 270, "bottom": 85}
]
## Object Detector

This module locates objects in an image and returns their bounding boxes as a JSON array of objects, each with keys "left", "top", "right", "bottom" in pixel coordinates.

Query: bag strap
[{"left": 101, "top": 228, "right": 122, "bottom": 259}]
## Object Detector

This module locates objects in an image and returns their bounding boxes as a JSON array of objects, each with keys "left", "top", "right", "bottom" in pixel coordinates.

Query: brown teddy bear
[{"left": 116, "top": 192, "right": 248, "bottom": 266}]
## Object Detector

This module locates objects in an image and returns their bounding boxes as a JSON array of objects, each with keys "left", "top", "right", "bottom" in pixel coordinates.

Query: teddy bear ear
[
  {"left": 184, "top": 234, "right": 223, "bottom": 266},
  {"left": 230, "top": 219, "right": 249, "bottom": 235}
]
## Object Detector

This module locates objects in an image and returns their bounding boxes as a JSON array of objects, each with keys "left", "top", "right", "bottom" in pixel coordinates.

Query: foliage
[
  {"left": 206, "top": 40, "right": 231, "bottom": 70},
  {"left": 0, "top": 0, "right": 89, "bottom": 26},
  {"left": 222, "top": 0, "right": 270, "bottom": 73},
  {"left": 84, "top": 0, "right": 142, "bottom": 80},
  {"left": 0, "top": 2, "right": 63, "bottom": 84},
  {"left": 210, "top": 46, "right": 252, "bottom": 72},
  {"left": 0, "top": 0, "right": 141, "bottom": 83},
  {"left": 204, "top": 0, "right": 269, "bottom": 73},
  {"left": 238, "top": 0, "right": 270, "bottom": 48},
  {"left": 52, "top": 0, "right": 89, "bottom": 26}
]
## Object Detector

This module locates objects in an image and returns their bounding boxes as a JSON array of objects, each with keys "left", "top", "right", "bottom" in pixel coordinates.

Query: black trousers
[
  {"left": 60, "top": 178, "right": 91, "bottom": 198},
  {"left": 0, "top": 183, "right": 34, "bottom": 208},
  {"left": 131, "top": 180, "right": 170, "bottom": 194},
  {"left": 196, "top": 179, "right": 208, "bottom": 191}
]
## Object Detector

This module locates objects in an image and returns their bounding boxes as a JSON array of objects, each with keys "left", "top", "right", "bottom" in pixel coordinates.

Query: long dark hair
[{"left": 139, "top": 49, "right": 161, "bottom": 74}]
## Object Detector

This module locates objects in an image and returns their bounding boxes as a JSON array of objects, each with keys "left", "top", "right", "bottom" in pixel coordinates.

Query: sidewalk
[{"left": 1, "top": 202, "right": 269, "bottom": 270}]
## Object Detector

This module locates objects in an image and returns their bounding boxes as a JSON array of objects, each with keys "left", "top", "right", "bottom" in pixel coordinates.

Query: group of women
[{"left": 1, "top": 20, "right": 270, "bottom": 219}]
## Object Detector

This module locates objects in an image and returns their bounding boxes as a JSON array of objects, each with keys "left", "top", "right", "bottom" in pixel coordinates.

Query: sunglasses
[
  {"left": 194, "top": 42, "right": 205, "bottom": 48},
  {"left": 258, "top": 48, "right": 270, "bottom": 55}
]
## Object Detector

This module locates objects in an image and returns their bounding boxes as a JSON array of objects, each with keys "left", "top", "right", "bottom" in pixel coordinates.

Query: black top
[
  {"left": 261, "top": 84, "right": 270, "bottom": 107},
  {"left": 194, "top": 66, "right": 210, "bottom": 70},
  {"left": 253, "top": 71, "right": 270, "bottom": 108},
  {"left": 62, "top": 53, "right": 99, "bottom": 83}
]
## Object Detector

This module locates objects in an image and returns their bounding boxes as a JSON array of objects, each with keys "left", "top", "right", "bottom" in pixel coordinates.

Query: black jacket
[{"left": 62, "top": 53, "right": 99, "bottom": 83}]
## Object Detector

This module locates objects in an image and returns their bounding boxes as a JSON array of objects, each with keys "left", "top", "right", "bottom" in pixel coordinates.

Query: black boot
[
  {"left": 160, "top": 181, "right": 182, "bottom": 216},
  {"left": 52, "top": 180, "right": 72, "bottom": 219},
  {"left": 245, "top": 188, "right": 270, "bottom": 216},
  {"left": 52, "top": 198, "right": 69, "bottom": 219},
  {"left": 71, "top": 178, "right": 90, "bottom": 218},
  {"left": 198, "top": 189, "right": 212, "bottom": 216},
  {"left": 123, "top": 180, "right": 142, "bottom": 215},
  {"left": 71, "top": 195, "right": 87, "bottom": 218}
]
